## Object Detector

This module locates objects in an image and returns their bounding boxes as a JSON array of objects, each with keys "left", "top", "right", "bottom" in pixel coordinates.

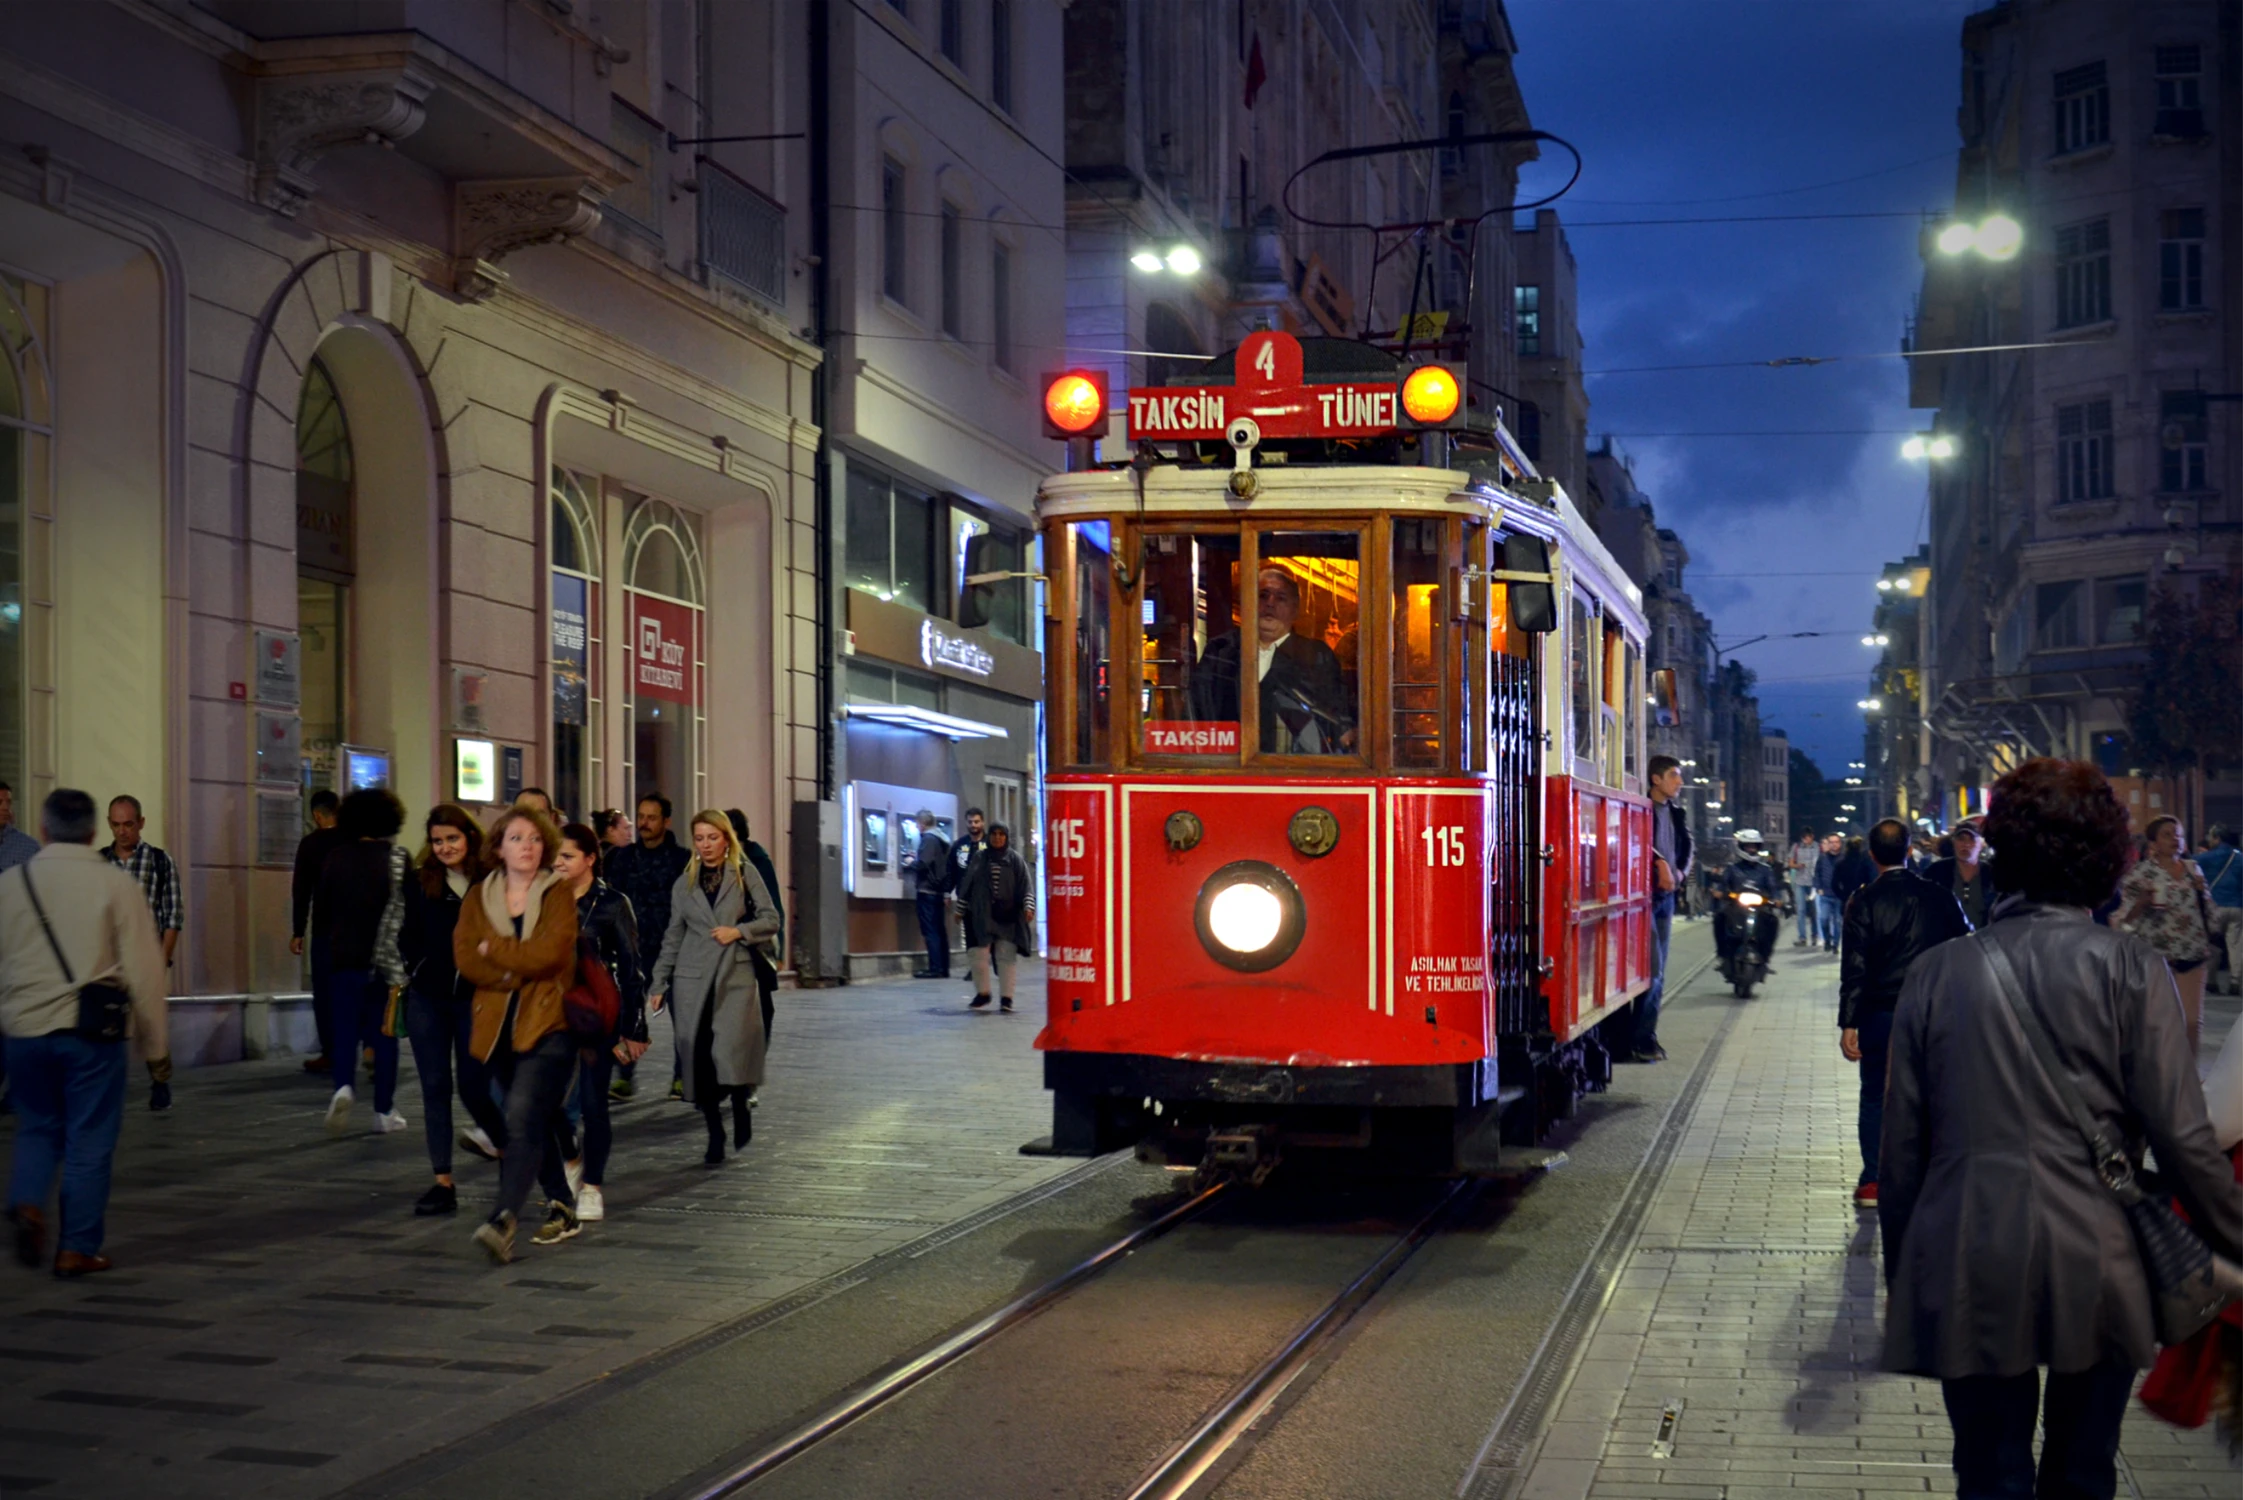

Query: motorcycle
[{"left": 1716, "top": 888, "right": 1782, "bottom": 998}]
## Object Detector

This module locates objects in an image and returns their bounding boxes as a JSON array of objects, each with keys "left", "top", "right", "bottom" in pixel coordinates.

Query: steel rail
[
  {"left": 1121, "top": 1178, "right": 1477, "bottom": 1500},
  {"left": 684, "top": 1178, "right": 1231, "bottom": 1499}
]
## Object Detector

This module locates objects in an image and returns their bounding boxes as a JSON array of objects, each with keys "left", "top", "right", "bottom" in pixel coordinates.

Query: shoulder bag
[
  {"left": 19, "top": 866, "right": 133, "bottom": 1043},
  {"left": 1978, "top": 934, "right": 2229, "bottom": 1344}
]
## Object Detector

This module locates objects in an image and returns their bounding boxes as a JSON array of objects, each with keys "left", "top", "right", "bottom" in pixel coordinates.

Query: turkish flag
[{"left": 1244, "top": 33, "right": 1267, "bottom": 109}]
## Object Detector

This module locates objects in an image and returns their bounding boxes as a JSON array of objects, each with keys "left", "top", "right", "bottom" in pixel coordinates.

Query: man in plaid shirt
[{"left": 101, "top": 796, "right": 182, "bottom": 971}]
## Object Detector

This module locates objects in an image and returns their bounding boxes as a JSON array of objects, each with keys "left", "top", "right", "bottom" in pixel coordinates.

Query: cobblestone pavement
[
  {"left": 0, "top": 970, "right": 1078, "bottom": 1499},
  {"left": 1509, "top": 949, "right": 2240, "bottom": 1500}
]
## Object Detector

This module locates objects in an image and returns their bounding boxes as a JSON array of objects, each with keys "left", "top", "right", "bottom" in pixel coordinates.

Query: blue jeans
[
  {"left": 1632, "top": 890, "right": 1676, "bottom": 1053},
  {"left": 329, "top": 968, "right": 399, "bottom": 1114},
  {"left": 6, "top": 1032, "right": 128, "bottom": 1256},
  {"left": 915, "top": 891, "right": 950, "bottom": 974},
  {"left": 1793, "top": 888, "right": 1817, "bottom": 943},
  {"left": 1817, "top": 892, "right": 1842, "bottom": 947},
  {"left": 1854, "top": 1008, "right": 1895, "bottom": 1186},
  {"left": 1939, "top": 1361, "right": 2133, "bottom": 1500}
]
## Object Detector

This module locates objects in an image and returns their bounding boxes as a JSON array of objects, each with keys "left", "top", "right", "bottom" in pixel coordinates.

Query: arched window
[
  {"left": 295, "top": 357, "right": 354, "bottom": 811},
  {"left": 550, "top": 468, "right": 603, "bottom": 820},
  {"left": 621, "top": 497, "right": 706, "bottom": 813},
  {"left": 0, "top": 275, "right": 52, "bottom": 798}
]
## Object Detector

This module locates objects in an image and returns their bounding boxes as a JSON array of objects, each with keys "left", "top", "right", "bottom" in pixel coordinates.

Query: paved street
[
  {"left": 0, "top": 971, "right": 1083, "bottom": 1498},
  {"left": 0, "top": 934, "right": 2235, "bottom": 1500},
  {"left": 1507, "top": 941, "right": 2240, "bottom": 1500}
]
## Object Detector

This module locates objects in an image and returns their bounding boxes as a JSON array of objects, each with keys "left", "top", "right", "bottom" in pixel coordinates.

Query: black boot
[
  {"left": 702, "top": 1108, "right": 725, "bottom": 1167},
  {"left": 732, "top": 1094, "right": 754, "bottom": 1149}
]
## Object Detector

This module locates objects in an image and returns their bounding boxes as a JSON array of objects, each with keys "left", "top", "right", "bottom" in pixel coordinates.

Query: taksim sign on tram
[{"left": 1124, "top": 329, "right": 1463, "bottom": 441}]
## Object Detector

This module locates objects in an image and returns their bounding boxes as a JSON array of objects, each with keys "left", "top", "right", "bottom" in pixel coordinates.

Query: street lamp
[
  {"left": 1901, "top": 434, "right": 1958, "bottom": 461},
  {"left": 1934, "top": 213, "right": 2022, "bottom": 261},
  {"left": 1131, "top": 246, "right": 1202, "bottom": 275},
  {"left": 1857, "top": 697, "right": 1884, "bottom": 712},
  {"left": 1861, "top": 633, "right": 1890, "bottom": 647}
]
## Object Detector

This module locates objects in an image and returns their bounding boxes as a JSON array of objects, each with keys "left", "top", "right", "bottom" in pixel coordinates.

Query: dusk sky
[{"left": 1508, "top": 0, "right": 1974, "bottom": 777}]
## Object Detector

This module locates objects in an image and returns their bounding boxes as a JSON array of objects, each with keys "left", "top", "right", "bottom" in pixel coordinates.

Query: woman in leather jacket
[
  {"left": 556, "top": 824, "right": 647, "bottom": 1224},
  {"left": 1879, "top": 759, "right": 2243, "bottom": 1496},
  {"left": 400, "top": 804, "right": 511, "bottom": 1217}
]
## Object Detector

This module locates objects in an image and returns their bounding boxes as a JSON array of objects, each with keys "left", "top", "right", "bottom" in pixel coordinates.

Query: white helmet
[{"left": 1734, "top": 828, "right": 1766, "bottom": 850}]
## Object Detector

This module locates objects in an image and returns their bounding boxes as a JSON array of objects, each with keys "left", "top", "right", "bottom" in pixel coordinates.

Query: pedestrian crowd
[
  {"left": 899, "top": 806, "right": 1038, "bottom": 1013},
  {"left": 1811, "top": 759, "right": 2243, "bottom": 1492},
  {"left": 2, "top": 782, "right": 801, "bottom": 1274}
]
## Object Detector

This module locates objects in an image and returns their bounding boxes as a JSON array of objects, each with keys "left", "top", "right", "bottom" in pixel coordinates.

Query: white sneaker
[
  {"left": 373, "top": 1110, "right": 409, "bottom": 1134},
  {"left": 459, "top": 1127, "right": 499, "bottom": 1162},
  {"left": 324, "top": 1086, "right": 354, "bottom": 1134},
  {"left": 564, "top": 1156, "right": 585, "bottom": 1195},
  {"left": 576, "top": 1184, "right": 605, "bottom": 1221}
]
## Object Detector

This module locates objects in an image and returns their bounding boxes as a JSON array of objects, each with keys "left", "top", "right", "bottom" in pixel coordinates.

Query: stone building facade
[
  {"left": 0, "top": 0, "right": 830, "bottom": 1015},
  {"left": 1908, "top": 0, "right": 2240, "bottom": 831},
  {"left": 1512, "top": 207, "right": 1587, "bottom": 502}
]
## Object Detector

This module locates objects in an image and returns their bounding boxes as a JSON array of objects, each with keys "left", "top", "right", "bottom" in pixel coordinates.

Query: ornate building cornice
[
  {"left": 254, "top": 65, "right": 433, "bottom": 217},
  {"left": 452, "top": 177, "right": 604, "bottom": 301}
]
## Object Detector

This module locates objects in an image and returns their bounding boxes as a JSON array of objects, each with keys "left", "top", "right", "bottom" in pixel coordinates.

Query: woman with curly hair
[
  {"left": 1879, "top": 758, "right": 2243, "bottom": 1497},
  {"left": 2116, "top": 814, "right": 2217, "bottom": 1054}
]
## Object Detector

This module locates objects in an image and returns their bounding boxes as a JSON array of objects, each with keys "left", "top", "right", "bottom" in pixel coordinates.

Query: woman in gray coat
[
  {"left": 1880, "top": 759, "right": 2243, "bottom": 1498},
  {"left": 649, "top": 809, "right": 780, "bottom": 1166}
]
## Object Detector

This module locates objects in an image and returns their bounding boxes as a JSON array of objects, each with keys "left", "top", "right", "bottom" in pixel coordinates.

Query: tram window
[
  {"left": 1602, "top": 626, "right": 1625, "bottom": 787},
  {"left": 1570, "top": 594, "right": 1598, "bottom": 772},
  {"left": 1140, "top": 530, "right": 1244, "bottom": 757},
  {"left": 1226, "top": 533, "right": 1361, "bottom": 756},
  {"left": 1622, "top": 641, "right": 1642, "bottom": 783},
  {"left": 1072, "top": 520, "right": 1112, "bottom": 765},
  {"left": 1392, "top": 519, "right": 1445, "bottom": 768}
]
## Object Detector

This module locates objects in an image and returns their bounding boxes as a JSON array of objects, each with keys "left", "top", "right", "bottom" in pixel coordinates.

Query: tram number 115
[
  {"left": 1420, "top": 826, "right": 1467, "bottom": 867},
  {"left": 1050, "top": 818, "right": 1088, "bottom": 860}
]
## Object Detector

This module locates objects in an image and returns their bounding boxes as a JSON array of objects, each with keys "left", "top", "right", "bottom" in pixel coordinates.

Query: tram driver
[{"left": 1196, "top": 567, "right": 1357, "bottom": 754}]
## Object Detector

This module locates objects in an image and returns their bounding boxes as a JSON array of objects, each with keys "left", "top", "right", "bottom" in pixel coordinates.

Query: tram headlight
[
  {"left": 1192, "top": 861, "right": 1307, "bottom": 973},
  {"left": 1208, "top": 884, "right": 1283, "bottom": 952}
]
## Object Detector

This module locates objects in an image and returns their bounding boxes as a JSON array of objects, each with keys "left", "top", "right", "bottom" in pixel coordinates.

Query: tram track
[{"left": 674, "top": 1172, "right": 1480, "bottom": 1500}]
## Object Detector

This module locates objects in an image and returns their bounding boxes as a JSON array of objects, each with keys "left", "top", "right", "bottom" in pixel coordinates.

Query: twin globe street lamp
[
  {"left": 1933, "top": 213, "right": 2023, "bottom": 261},
  {"left": 1131, "top": 246, "right": 1202, "bottom": 275}
]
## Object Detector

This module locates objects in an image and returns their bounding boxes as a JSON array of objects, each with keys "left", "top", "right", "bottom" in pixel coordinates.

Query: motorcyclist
[{"left": 1715, "top": 829, "right": 1787, "bottom": 965}]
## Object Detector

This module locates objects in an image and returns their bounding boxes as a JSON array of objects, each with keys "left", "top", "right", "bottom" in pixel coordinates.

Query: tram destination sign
[{"left": 1127, "top": 329, "right": 1405, "bottom": 442}]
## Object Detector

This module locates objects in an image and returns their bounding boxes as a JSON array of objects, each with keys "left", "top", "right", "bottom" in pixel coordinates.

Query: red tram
[{"left": 1032, "top": 330, "right": 1653, "bottom": 1175}]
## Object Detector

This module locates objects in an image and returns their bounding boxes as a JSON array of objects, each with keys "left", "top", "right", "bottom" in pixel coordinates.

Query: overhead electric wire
[{"left": 1564, "top": 148, "right": 1958, "bottom": 207}]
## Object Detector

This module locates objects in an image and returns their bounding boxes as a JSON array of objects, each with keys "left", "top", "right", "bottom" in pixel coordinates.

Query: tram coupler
[{"left": 1202, "top": 1124, "right": 1282, "bottom": 1186}]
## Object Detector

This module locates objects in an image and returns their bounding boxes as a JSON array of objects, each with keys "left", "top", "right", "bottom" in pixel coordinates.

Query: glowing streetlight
[
  {"left": 1902, "top": 434, "right": 1958, "bottom": 461},
  {"left": 1164, "top": 245, "right": 1201, "bottom": 275},
  {"left": 1129, "top": 250, "right": 1163, "bottom": 272},
  {"left": 1132, "top": 246, "right": 1203, "bottom": 275},
  {"left": 1857, "top": 697, "right": 1883, "bottom": 712},
  {"left": 1861, "top": 633, "right": 1890, "bottom": 647},
  {"left": 1933, "top": 213, "right": 2023, "bottom": 261}
]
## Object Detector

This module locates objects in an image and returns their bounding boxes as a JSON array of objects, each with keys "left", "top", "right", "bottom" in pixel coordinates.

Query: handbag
[
  {"left": 563, "top": 932, "right": 621, "bottom": 1041},
  {"left": 1979, "top": 935, "right": 2229, "bottom": 1344},
  {"left": 18, "top": 866, "right": 133, "bottom": 1043}
]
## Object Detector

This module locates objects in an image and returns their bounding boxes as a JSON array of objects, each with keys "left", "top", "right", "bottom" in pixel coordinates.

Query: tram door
[{"left": 1484, "top": 527, "right": 1543, "bottom": 1049}]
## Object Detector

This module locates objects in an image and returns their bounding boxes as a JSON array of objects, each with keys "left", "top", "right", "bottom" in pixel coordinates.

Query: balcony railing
[{"left": 699, "top": 159, "right": 786, "bottom": 310}]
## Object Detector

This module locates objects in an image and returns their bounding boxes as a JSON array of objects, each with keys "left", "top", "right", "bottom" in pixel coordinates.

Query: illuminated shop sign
[{"left": 920, "top": 619, "right": 995, "bottom": 678}]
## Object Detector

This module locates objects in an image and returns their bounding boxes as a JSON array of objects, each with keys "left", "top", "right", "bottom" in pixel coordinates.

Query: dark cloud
[{"left": 1511, "top": 0, "right": 1973, "bottom": 774}]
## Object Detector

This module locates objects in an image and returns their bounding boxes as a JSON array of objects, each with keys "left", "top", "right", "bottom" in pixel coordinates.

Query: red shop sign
[{"left": 630, "top": 593, "right": 698, "bottom": 706}]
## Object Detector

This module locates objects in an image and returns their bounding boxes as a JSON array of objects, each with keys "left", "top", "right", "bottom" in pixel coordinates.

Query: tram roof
[{"left": 1035, "top": 465, "right": 1646, "bottom": 633}]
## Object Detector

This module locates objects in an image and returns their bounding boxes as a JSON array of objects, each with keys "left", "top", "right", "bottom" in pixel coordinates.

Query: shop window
[
  {"left": 1072, "top": 520, "right": 1112, "bottom": 765},
  {"left": 1139, "top": 529, "right": 1243, "bottom": 758},
  {"left": 1391, "top": 518, "right": 1445, "bottom": 768},
  {"left": 623, "top": 498, "right": 705, "bottom": 814},
  {"left": 550, "top": 469, "right": 602, "bottom": 823},
  {"left": 2096, "top": 576, "right": 2145, "bottom": 645},
  {"left": 0, "top": 276, "right": 49, "bottom": 798},
  {"left": 847, "top": 659, "right": 941, "bottom": 710},
  {"left": 296, "top": 357, "right": 354, "bottom": 814},
  {"left": 845, "top": 466, "right": 936, "bottom": 612},
  {"left": 1250, "top": 533, "right": 1360, "bottom": 757}
]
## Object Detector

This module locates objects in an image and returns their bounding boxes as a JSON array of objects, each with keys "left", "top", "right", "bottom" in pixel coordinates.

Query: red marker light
[
  {"left": 1042, "top": 371, "right": 1107, "bottom": 437},
  {"left": 1400, "top": 364, "right": 1462, "bottom": 426}
]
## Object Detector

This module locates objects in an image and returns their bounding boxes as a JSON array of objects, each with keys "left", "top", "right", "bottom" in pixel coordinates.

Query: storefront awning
[{"left": 843, "top": 703, "right": 1011, "bottom": 740}]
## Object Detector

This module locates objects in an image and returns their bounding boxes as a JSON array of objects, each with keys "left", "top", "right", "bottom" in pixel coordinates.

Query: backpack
[{"left": 564, "top": 932, "right": 621, "bottom": 1041}]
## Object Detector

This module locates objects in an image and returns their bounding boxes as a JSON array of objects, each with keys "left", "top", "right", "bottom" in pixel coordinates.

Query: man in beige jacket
[{"left": 1, "top": 788, "right": 169, "bottom": 1276}]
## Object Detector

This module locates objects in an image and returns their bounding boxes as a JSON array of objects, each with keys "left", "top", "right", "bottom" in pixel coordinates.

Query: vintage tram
[{"left": 1031, "top": 330, "right": 1653, "bottom": 1176}]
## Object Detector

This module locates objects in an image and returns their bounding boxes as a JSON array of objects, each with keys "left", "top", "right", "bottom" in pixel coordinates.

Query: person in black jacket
[
  {"left": 556, "top": 824, "right": 646, "bottom": 1223},
  {"left": 1920, "top": 818, "right": 1991, "bottom": 931},
  {"left": 313, "top": 789, "right": 410, "bottom": 1137},
  {"left": 948, "top": 808, "right": 988, "bottom": 1001},
  {"left": 1839, "top": 817, "right": 1969, "bottom": 1207},
  {"left": 1626, "top": 756, "right": 1693, "bottom": 1063},
  {"left": 1832, "top": 834, "right": 1876, "bottom": 913},
  {"left": 400, "top": 804, "right": 510, "bottom": 1216},
  {"left": 290, "top": 788, "right": 346, "bottom": 1074},
  {"left": 961, "top": 823, "right": 1035, "bottom": 1013},
  {"left": 908, "top": 810, "right": 952, "bottom": 980},
  {"left": 603, "top": 794, "right": 690, "bottom": 1098}
]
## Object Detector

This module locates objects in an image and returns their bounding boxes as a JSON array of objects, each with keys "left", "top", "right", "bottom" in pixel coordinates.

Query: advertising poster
[{"left": 552, "top": 573, "right": 589, "bottom": 727}]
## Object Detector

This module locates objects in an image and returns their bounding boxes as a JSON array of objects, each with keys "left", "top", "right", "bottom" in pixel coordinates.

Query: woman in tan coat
[{"left": 453, "top": 805, "right": 580, "bottom": 1264}]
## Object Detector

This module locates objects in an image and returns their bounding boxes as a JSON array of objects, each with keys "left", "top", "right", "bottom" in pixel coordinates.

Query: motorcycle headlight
[
  {"left": 1736, "top": 891, "right": 1764, "bottom": 907},
  {"left": 1193, "top": 861, "right": 1306, "bottom": 973}
]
